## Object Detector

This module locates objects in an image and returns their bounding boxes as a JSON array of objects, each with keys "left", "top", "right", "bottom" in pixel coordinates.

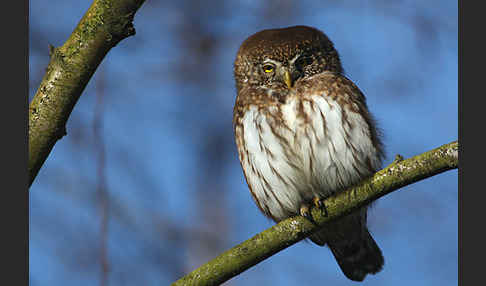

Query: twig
[{"left": 94, "top": 67, "right": 110, "bottom": 286}]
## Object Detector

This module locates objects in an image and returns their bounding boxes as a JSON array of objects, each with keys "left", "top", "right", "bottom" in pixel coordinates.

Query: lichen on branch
[
  {"left": 28, "top": 0, "right": 146, "bottom": 187},
  {"left": 172, "top": 141, "right": 458, "bottom": 286}
]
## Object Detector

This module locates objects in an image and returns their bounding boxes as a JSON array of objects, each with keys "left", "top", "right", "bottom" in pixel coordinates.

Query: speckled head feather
[{"left": 234, "top": 25, "right": 343, "bottom": 92}]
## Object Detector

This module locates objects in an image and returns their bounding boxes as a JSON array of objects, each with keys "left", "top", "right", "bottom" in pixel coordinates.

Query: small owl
[{"left": 232, "top": 26, "right": 385, "bottom": 281}]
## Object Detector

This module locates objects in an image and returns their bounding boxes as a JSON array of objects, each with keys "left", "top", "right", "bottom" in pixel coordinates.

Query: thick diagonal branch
[
  {"left": 172, "top": 141, "right": 458, "bottom": 286},
  {"left": 28, "top": 0, "right": 146, "bottom": 187}
]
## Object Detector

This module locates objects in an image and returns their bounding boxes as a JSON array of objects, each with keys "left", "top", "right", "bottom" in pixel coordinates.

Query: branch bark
[
  {"left": 172, "top": 141, "right": 458, "bottom": 286},
  {"left": 28, "top": 0, "right": 146, "bottom": 187}
]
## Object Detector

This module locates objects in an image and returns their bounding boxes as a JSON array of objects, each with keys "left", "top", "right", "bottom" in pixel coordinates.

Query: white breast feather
[{"left": 240, "top": 94, "right": 380, "bottom": 221}]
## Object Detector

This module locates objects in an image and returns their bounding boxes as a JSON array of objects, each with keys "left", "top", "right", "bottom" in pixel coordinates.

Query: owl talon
[
  {"left": 313, "top": 196, "right": 328, "bottom": 217},
  {"left": 299, "top": 204, "right": 314, "bottom": 222}
]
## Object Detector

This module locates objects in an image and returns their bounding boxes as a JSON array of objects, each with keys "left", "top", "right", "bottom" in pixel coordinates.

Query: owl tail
[{"left": 310, "top": 223, "right": 384, "bottom": 281}]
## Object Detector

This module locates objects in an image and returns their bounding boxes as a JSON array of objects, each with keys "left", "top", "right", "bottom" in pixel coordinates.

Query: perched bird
[{"left": 232, "top": 25, "right": 385, "bottom": 281}]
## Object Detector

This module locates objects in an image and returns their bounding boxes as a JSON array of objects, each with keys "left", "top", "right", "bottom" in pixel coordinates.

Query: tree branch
[
  {"left": 28, "top": 0, "right": 146, "bottom": 187},
  {"left": 172, "top": 141, "right": 458, "bottom": 286}
]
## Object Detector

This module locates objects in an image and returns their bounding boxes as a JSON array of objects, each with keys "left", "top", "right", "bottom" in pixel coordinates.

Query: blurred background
[{"left": 29, "top": 0, "right": 458, "bottom": 285}]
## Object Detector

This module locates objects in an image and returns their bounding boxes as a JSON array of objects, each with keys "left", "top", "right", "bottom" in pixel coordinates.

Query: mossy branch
[
  {"left": 172, "top": 141, "right": 458, "bottom": 286},
  {"left": 28, "top": 0, "right": 146, "bottom": 187}
]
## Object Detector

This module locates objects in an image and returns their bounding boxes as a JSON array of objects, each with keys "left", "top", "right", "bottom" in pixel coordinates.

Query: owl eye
[{"left": 262, "top": 64, "right": 275, "bottom": 73}]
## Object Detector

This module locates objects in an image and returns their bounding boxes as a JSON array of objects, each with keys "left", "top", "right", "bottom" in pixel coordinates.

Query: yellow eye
[{"left": 263, "top": 65, "right": 274, "bottom": 73}]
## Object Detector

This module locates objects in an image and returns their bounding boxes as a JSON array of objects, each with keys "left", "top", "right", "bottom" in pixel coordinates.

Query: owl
[{"left": 232, "top": 26, "right": 385, "bottom": 281}]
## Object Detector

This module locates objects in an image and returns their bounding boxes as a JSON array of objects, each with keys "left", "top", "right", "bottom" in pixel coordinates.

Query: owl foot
[
  {"left": 299, "top": 204, "right": 314, "bottom": 222},
  {"left": 313, "top": 196, "right": 328, "bottom": 217}
]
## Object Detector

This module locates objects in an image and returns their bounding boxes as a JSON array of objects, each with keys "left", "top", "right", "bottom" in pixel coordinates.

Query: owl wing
[{"left": 296, "top": 72, "right": 385, "bottom": 167}]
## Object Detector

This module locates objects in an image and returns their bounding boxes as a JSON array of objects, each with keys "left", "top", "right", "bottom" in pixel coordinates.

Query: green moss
[
  {"left": 171, "top": 141, "right": 458, "bottom": 286},
  {"left": 29, "top": 0, "right": 147, "bottom": 186}
]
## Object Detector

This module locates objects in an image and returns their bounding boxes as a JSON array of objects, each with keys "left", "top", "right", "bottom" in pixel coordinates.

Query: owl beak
[{"left": 284, "top": 70, "right": 293, "bottom": 88}]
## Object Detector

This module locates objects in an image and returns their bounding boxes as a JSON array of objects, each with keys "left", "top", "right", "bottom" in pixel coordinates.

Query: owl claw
[
  {"left": 299, "top": 204, "right": 314, "bottom": 222},
  {"left": 313, "top": 196, "right": 328, "bottom": 217}
]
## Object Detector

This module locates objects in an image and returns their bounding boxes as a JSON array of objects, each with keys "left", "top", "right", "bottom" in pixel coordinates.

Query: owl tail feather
[{"left": 310, "top": 228, "right": 384, "bottom": 282}]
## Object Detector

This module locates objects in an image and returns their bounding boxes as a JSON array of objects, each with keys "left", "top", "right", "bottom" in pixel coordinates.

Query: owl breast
[{"left": 235, "top": 92, "right": 381, "bottom": 222}]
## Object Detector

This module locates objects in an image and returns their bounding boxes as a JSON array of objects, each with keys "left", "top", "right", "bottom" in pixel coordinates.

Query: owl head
[{"left": 234, "top": 25, "right": 343, "bottom": 93}]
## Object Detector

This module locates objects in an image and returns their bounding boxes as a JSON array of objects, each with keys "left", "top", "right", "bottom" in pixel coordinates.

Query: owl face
[
  {"left": 256, "top": 53, "right": 314, "bottom": 90},
  {"left": 234, "top": 26, "right": 343, "bottom": 93}
]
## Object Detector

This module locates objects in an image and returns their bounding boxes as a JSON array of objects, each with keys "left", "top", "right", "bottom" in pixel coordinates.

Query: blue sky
[{"left": 30, "top": 1, "right": 457, "bottom": 285}]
